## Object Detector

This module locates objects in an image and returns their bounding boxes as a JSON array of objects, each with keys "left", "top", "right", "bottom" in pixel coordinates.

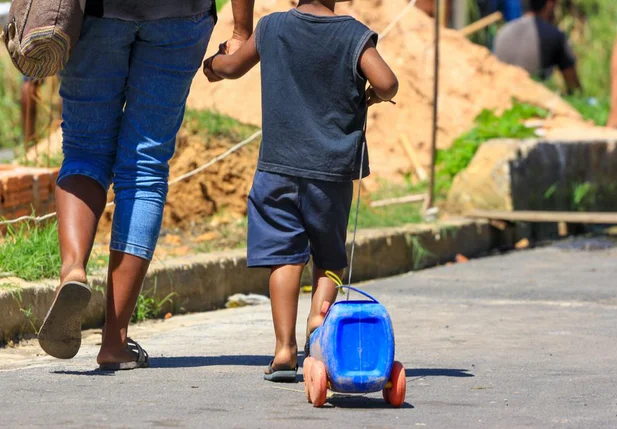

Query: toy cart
[{"left": 303, "top": 285, "right": 406, "bottom": 408}]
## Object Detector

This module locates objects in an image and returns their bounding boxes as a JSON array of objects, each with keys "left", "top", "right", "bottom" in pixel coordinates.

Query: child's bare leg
[
  {"left": 268, "top": 264, "right": 304, "bottom": 371},
  {"left": 307, "top": 266, "right": 341, "bottom": 335}
]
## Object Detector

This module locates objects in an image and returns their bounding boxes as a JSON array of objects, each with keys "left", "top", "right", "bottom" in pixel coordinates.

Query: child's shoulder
[{"left": 257, "top": 11, "right": 289, "bottom": 25}]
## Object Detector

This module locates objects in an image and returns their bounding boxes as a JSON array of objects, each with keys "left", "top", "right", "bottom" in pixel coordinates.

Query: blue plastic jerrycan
[{"left": 309, "top": 286, "right": 395, "bottom": 394}]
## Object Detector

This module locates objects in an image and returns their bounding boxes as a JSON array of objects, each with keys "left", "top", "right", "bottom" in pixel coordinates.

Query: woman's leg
[
  {"left": 56, "top": 176, "right": 107, "bottom": 285},
  {"left": 97, "top": 13, "right": 214, "bottom": 364},
  {"left": 38, "top": 16, "right": 135, "bottom": 359}
]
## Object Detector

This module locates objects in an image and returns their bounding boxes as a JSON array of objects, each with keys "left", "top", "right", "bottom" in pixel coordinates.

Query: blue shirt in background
[{"left": 489, "top": 0, "right": 523, "bottom": 21}]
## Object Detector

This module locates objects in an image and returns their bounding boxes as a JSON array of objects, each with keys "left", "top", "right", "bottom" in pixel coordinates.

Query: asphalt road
[{"left": 1, "top": 238, "right": 616, "bottom": 428}]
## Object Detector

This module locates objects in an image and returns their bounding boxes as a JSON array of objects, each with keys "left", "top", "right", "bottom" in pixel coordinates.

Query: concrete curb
[{"left": 0, "top": 219, "right": 504, "bottom": 341}]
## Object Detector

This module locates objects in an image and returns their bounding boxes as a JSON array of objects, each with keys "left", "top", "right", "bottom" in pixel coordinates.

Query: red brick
[
  {"left": 38, "top": 188, "right": 51, "bottom": 202},
  {"left": 35, "top": 173, "right": 52, "bottom": 188},
  {"left": 0, "top": 174, "right": 34, "bottom": 193},
  {"left": 2, "top": 189, "right": 35, "bottom": 209}
]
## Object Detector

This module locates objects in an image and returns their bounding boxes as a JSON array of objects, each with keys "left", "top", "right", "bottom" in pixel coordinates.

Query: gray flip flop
[
  {"left": 98, "top": 338, "right": 150, "bottom": 371},
  {"left": 38, "top": 281, "right": 92, "bottom": 359},
  {"left": 263, "top": 360, "right": 298, "bottom": 383}
]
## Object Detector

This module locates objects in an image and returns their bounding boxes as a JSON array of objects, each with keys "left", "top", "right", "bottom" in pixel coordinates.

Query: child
[{"left": 204, "top": 0, "right": 398, "bottom": 382}]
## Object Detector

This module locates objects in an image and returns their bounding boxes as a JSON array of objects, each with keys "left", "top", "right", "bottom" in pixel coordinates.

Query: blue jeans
[{"left": 58, "top": 12, "right": 214, "bottom": 260}]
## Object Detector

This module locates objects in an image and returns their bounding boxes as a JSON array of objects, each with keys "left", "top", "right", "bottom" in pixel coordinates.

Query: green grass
[
  {"left": 0, "top": 221, "right": 107, "bottom": 281},
  {"left": 183, "top": 109, "right": 259, "bottom": 142},
  {"left": 215, "top": 0, "right": 229, "bottom": 12},
  {"left": 0, "top": 222, "right": 62, "bottom": 281},
  {"left": 563, "top": 95, "right": 610, "bottom": 126},
  {"left": 435, "top": 101, "right": 549, "bottom": 198},
  {"left": 350, "top": 177, "right": 426, "bottom": 229}
]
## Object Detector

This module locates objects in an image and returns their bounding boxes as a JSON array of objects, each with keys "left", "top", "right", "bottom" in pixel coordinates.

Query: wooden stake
[
  {"left": 427, "top": 0, "right": 440, "bottom": 209},
  {"left": 468, "top": 210, "right": 617, "bottom": 225},
  {"left": 399, "top": 135, "right": 428, "bottom": 181},
  {"left": 370, "top": 193, "right": 427, "bottom": 208},
  {"left": 460, "top": 11, "right": 503, "bottom": 37}
]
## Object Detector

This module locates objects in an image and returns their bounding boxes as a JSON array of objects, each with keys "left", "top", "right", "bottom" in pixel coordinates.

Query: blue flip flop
[{"left": 264, "top": 360, "right": 298, "bottom": 383}]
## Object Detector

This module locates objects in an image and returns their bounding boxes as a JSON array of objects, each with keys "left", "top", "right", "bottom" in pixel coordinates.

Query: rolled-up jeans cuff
[
  {"left": 110, "top": 241, "right": 153, "bottom": 261},
  {"left": 56, "top": 169, "right": 110, "bottom": 192}
]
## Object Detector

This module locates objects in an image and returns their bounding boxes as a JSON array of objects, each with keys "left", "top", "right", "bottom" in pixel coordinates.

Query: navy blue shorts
[{"left": 247, "top": 170, "right": 353, "bottom": 269}]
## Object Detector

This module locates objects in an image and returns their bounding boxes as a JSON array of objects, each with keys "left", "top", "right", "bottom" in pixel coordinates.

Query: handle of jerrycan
[{"left": 325, "top": 271, "right": 379, "bottom": 303}]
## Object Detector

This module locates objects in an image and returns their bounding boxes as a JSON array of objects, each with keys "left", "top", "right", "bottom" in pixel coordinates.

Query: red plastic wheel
[
  {"left": 385, "top": 361, "right": 406, "bottom": 408},
  {"left": 303, "top": 357, "right": 314, "bottom": 403},
  {"left": 383, "top": 386, "right": 391, "bottom": 404},
  {"left": 310, "top": 360, "right": 328, "bottom": 407}
]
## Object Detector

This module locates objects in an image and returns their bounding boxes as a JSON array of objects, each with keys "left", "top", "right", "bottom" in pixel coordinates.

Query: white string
[
  {"left": 346, "top": 131, "right": 366, "bottom": 299},
  {"left": 379, "top": 0, "right": 418, "bottom": 41}
]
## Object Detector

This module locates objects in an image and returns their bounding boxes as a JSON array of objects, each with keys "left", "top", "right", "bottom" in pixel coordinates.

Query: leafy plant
[
  {"left": 132, "top": 278, "right": 177, "bottom": 323},
  {"left": 9, "top": 288, "right": 38, "bottom": 333},
  {"left": 435, "top": 101, "right": 549, "bottom": 198},
  {"left": 409, "top": 235, "right": 434, "bottom": 270}
]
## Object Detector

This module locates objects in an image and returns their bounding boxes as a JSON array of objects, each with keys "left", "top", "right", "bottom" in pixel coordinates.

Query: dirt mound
[
  {"left": 96, "top": 130, "right": 259, "bottom": 237},
  {"left": 188, "top": 0, "right": 617, "bottom": 186},
  {"left": 163, "top": 131, "right": 258, "bottom": 229}
]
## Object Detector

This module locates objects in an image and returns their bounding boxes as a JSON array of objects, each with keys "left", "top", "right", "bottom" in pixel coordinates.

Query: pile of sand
[{"left": 188, "top": 0, "right": 617, "bottom": 185}]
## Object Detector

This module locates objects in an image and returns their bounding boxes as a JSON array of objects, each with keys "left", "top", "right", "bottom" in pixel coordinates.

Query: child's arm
[
  {"left": 359, "top": 39, "right": 399, "bottom": 105},
  {"left": 204, "top": 33, "right": 260, "bottom": 81}
]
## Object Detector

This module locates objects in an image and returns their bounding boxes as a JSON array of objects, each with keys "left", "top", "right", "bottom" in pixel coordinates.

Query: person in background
[
  {"left": 494, "top": 0, "right": 581, "bottom": 94},
  {"left": 607, "top": 39, "right": 617, "bottom": 128},
  {"left": 21, "top": 77, "right": 40, "bottom": 144}
]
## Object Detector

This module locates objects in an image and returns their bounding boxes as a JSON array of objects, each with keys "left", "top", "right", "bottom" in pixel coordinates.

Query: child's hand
[
  {"left": 203, "top": 34, "right": 260, "bottom": 81},
  {"left": 367, "top": 86, "right": 396, "bottom": 107},
  {"left": 366, "top": 86, "right": 383, "bottom": 106}
]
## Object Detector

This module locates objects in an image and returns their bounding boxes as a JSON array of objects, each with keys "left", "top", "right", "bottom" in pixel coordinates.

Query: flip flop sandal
[
  {"left": 98, "top": 338, "right": 150, "bottom": 371},
  {"left": 263, "top": 360, "right": 298, "bottom": 383},
  {"left": 38, "top": 281, "right": 92, "bottom": 359}
]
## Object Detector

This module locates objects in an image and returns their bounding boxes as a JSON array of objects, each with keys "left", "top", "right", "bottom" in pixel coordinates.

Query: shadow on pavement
[
  {"left": 52, "top": 369, "right": 116, "bottom": 376},
  {"left": 406, "top": 368, "right": 474, "bottom": 378},
  {"left": 51, "top": 355, "right": 273, "bottom": 375},
  {"left": 327, "top": 395, "right": 414, "bottom": 409},
  {"left": 150, "top": 355, "right": 272, "bottom": 368}
]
